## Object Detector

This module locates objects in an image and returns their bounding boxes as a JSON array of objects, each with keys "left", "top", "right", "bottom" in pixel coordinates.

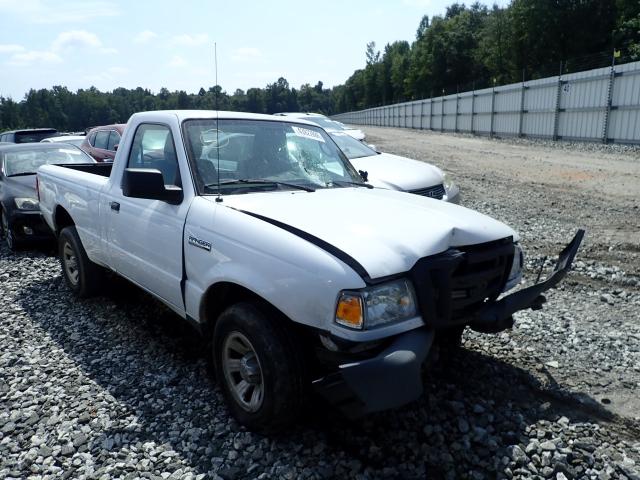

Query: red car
[{"left": 80, "top": 124, "right": 125, "bottom": 162}]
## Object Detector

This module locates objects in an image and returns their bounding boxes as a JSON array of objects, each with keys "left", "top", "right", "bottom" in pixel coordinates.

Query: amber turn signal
[{"left": 335, "top": 294, "right": 364, "bottom": 329}]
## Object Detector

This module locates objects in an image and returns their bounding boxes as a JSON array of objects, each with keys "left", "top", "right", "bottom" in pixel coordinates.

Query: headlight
[
  {"left": 335, "top": 279, "right": 418, "bottom": 330},
  {"left": 442, "top": 172, "right": 455, "bottom": 191},
  {"left": 14, "top": 197, "right": 39, "bottom": 210},
  {"left": 504, "top": 243, "right": 524, "bottom": 291},
  {"left": 442, "top": 172, "right": 459, "bottom": 197}
]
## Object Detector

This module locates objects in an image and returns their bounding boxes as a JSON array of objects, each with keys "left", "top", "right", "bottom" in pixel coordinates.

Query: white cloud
[
  {"left": 0, "top": 44, "right": 25, "bottom": 54},
  {"left": 82, "top": 66, "right": 128, "bottom": 85},
  {"left": 168, "top": 56, "right": 187, "bottom": 68},
  {"left": 50, "top": 30, "right": 116, "bottom": 54},
  {"left": 170, "top": 33, "right": 209, "bottom": 47},
  {"left": 108, "top": 66, "right": 128, "bottom": 75},
  {"left": 133, "top": 30, "right": 157, "bottom": 44},
  {"left": 4, "top": 30, "right": 115, "bottom": 67},
  {"left": 0, "top": 0, "right": 119, "bottom": 24},
  {"left": 401, "top": 0, "right": 433, "bottom": 6},
  {"left": 7, "top": 50, "right": 62, "bottom": 66},
  {"left": 190, "top": 67, "right": 211, "bottom": 76},
  {"left": 52, "top": 30, "right": 102, "bottom": 51},
  {"left": 231, "top": 47, "right": 262, "bottom": 62}
]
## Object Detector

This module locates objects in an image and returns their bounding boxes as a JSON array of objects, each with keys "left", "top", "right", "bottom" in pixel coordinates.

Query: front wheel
[
  {"left": 58, "top": 226, "right": 104, "bottom": 297},
  {"left": 437, "top": 325, "right": 466, "bottom": 349},
  {"left": 1, "top": 209, "right": 18, "bottom": 251},
  {"left": 435, "top": 325, "right": 466, "bottom": 363},
  {"left": 213, "top": 302, "right": 306, "bottom": 433}
]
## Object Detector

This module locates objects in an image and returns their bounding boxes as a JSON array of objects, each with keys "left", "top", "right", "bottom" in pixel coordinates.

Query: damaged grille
[
  {"left": 449, "top": 239, "right": 514, "bottom": 320},
  {"left": 410, "top": 237, "right": 514, "bottom": 328},
  {"left": 410, "top": 184, "right": 446, "bottom": 199}
]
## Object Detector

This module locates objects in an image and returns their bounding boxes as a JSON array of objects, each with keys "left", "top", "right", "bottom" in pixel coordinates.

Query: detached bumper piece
[
  {"left": 313, "top": 328, "right": 434, "bottom": 418},
  {"left": 470, "top": 229, "right": 585, "bottom": 333}
]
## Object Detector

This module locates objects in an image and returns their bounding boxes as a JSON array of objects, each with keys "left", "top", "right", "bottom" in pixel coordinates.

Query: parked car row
[
  {"left": 0, "top": 143, "right": 96, "bottom": 249},
  {"left": 0, "top": 113, "right": 461, "bottom": 252},
  {"left": 0, "top": 124, "right": 126, "bottom": 162}
]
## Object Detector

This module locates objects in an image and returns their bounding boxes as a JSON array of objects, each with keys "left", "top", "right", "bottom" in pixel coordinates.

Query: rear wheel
[
  {"left": 213, "top": 302, "right": 306, "bottom": 433},
  {"left": 0, "top": 209, "right": 18, "bottom": 251},
  {"left": 58, "top": 226, "right": 104, "bottom": 297}
]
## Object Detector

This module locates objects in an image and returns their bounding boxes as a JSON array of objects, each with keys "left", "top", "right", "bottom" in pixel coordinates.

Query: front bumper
[
  {"left": 314, "top": 328, "right": 433, "bottom": 418},
  {"left": 8, "top": 210, "right": 53, "bottom": 242},
  {"left": 314, "top": 230, "right": 584, "bottom": 417}
]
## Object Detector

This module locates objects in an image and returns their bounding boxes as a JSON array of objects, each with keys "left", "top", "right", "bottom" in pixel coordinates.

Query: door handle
[{"left": 110, "top": 201, "right": 120, "bottom": 212}]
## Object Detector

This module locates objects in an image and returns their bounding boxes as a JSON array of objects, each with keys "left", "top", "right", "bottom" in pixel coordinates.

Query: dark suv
[
  {"left": 80, "top": 124, "right": 125, "bottom": 162},
  {"left": 0, "top": 128, "right": 57, "bottom": 143}
]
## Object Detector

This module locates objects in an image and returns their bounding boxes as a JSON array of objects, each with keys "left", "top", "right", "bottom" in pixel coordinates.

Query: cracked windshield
[{"left": 184, "top": 119, "right": 362, "bottom": 192}]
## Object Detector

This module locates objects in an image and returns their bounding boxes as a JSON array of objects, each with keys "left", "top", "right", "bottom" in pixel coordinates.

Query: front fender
[{"left": 183, "top": 199, "right": 367, "bottom": 336}]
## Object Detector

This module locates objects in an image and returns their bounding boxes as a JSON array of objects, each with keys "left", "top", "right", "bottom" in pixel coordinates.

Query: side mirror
[
  {"left": 122, "top": 168, "right": 183, "bottom": 204},
  {"left": 367, "top": 144, "right": 381, "bottom": 154},
  {"left": 358, "top": 170, "right": 369, "bottom": 182}
]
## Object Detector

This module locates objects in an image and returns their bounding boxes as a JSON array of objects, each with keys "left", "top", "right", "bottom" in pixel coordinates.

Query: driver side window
[{"left": 127, "top": 124, "right": 181, "bottom": 186}]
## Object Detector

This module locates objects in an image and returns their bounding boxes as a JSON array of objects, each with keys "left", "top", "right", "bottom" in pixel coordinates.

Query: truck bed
[{"left": 57, "top": 162, "right": 113, "bottom": 177}]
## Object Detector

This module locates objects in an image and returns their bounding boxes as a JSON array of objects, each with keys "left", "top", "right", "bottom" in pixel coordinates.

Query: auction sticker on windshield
[{"left": 291, "top": 126, "right": 325, "bottom": 142}]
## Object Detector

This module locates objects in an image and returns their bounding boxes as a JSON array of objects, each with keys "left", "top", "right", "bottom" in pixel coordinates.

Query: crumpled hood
[
  {"left": 4, "top": 174, "right": 37, "bottom": 197},
  {"left": 349, "top": 152, "right": 444, "bottom": 191},
  {"left": 218, "top": 188, "right": 517, "bottom": 279}
]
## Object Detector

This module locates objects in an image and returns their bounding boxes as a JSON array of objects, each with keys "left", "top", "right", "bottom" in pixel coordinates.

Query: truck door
[{"left": 105, "top": 123, "right": 187, "bottom": 314}]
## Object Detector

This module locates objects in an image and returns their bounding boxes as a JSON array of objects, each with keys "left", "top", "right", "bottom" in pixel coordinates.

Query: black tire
[
  {"left": 213, "top": 302, "right": 306, "bottom": 433},
  {"left": 0, "top": 208, "right": 18, "bottom": 251},
  {"left": 438, "top": 325, "right": 465, "bottom": 347},
  {"left": 436, "top": 325, "right": 466, "bottom": 360},
  {"left": 58, "top": 226, "right": 104, "bottom": 297}
]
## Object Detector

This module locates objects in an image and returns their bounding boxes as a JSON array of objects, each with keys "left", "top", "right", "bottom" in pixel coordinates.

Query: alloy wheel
[
  {"left": 222, "top": 331, "right": 265, "bottom": 412},
  {"left": 62, "top": 242, "right": 79, "bottom": 285}
]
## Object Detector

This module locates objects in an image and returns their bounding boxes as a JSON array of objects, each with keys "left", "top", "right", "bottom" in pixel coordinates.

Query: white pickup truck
[{"left": 37, "top": 110, "right": 584, "bottom": 432}]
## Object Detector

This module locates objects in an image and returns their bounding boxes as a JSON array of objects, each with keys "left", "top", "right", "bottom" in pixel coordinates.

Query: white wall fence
[{"left": 333, "top": 60, "right": 640, "bottom": 144}]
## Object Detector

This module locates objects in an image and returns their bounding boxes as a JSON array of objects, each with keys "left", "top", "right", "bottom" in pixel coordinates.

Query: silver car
[
  {"left": 330, "top": 132, "right": 460, "bottom": 203},
  {"left": 275, "top": 112, "right": 366, "bottom": 141}
]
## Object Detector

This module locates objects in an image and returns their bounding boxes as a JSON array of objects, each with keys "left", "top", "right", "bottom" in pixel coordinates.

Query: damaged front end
[
  {"left": 314, "top": 230, "right": 585, "bottom": 417},
  {"left": 469, "top": 229, "right": 584, "bottom": 333}
]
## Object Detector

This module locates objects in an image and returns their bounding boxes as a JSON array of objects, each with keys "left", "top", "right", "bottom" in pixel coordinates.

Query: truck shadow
[{"left": 16, "top": 275, "right": 623, "bottom": 479}]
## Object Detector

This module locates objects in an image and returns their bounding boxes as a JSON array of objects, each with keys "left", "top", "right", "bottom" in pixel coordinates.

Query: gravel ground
[{"left": 1, "top": 128, "right": 640, "bottom": 479}]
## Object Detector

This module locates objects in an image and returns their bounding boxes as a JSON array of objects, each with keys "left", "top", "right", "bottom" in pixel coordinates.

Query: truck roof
[{"left": 129, "top": 110, "right": 319, "bottom": 126}]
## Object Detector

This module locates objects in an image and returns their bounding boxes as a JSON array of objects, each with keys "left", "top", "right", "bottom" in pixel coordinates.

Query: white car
[
  {"left": 40, "top": 135, "right": 85, "bottom": 147},
  {"left": 37, "top": 110, "right": 583, "bottom": 432},
  {"left": 275, "top": 112, "right": 366, "bottom": 141},
  {"left": 329, "top": 132, "right": 460, "bottom": 203}
]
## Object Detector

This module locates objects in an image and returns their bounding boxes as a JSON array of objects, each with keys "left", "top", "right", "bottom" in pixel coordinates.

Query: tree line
[
  {"left": 1, "top": 0, "right": 638, "bottom": 132},
  {"left": 0, "top": 79, "right": 335, "bottom": 133}
]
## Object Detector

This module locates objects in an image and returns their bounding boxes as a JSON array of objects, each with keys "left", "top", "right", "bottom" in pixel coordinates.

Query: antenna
[
  {"left": 214, "top": 42, "right": 222, "bottom": 203},
  {"left": 214, "top": 42, "right": 219, "bottom": 111}
]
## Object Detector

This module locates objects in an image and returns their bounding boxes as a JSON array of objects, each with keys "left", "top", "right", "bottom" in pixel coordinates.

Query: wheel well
[
  {"left": 200, "top": 282, "right": 300, "bottom": 339},
  {"left": 54, "top": 206, "right": 75, "bottom": 235}
]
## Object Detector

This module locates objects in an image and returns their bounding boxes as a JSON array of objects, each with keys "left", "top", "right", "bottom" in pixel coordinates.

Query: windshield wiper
[
  {"left": 7, "top": 172, "right": 36, "bottom": 177},
  {"left": 205, "top": 179, "right": 315, "bottom": 192},
  {"left": 330, "top": 180, "right": 373, "bottom": 189}
]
